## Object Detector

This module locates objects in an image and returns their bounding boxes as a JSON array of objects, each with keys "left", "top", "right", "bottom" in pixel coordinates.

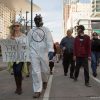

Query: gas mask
[{"left": 34, "top": 14, "right": 43, "bottom": 27}]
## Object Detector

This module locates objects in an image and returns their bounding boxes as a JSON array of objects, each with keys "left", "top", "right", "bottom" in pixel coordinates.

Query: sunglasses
[{"left": 13, "top": 25, "right": 20, "bottom": 27}]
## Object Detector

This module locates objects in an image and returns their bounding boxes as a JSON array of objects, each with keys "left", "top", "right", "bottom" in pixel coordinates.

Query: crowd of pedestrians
[
  {"left": 6, "top": 14, "right": 54, "bottom": 98},
  {"left": 1, "top": 14, "right": 100, "bottom": 99},
  {"left": 60, "top": 25, "right": 100, "bottom": 88}
]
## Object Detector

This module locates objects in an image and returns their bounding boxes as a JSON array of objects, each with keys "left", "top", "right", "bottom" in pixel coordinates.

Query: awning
[{"left": 93, "top": 29, "right": 100, "bottom": 34}]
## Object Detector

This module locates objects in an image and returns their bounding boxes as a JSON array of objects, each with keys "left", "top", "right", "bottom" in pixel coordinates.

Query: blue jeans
[{"left": 91, "top": 52, "right": 100, "bottom": 74}]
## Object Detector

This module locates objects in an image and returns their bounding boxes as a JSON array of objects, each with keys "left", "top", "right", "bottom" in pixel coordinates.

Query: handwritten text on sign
[{"left": 0, "top": 39, "right": 30, "bottom": 62}]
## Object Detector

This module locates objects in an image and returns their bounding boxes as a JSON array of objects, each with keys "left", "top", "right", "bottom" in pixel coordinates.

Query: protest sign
[{"left": 0, "top": 38, "right": 30, "bottom": 62}]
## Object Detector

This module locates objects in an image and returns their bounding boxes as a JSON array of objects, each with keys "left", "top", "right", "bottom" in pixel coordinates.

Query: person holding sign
[
  {"left": 10, "top": 22, "right": 27, "bottom": 95},
  {"left": 28, "top": 14, "right": 54, "bottom": 98}
]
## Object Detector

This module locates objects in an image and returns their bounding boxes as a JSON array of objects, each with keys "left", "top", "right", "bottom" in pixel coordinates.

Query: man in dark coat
[
  {"left": 60, "top": 29, "right": 75, "bottom": 78},
  {"left": 73, "top": 25, "right": 91, "bottom": 87}
]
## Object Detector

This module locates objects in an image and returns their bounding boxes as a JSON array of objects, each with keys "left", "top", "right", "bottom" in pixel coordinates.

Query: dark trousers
[
  {"left": 49, "top": 61, "right": 54, "bottom": 72},
  {"left": 74, "top": 57, "right": 89, "bottom": 84},
  {"left": 63, "top": 53, "right": 75, "bottom": 77},
  {"left": 13, "top": 62, "right": 24, "bottom": 93},
  {"left": 13, "top": 62, "right": 23, "bottom": 78}
]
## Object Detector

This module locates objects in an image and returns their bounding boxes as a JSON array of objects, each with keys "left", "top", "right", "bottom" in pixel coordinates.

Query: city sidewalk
[
  {"left": 49, "top": 61, "right": 100, "bottom": 100},
  {"left": 0, "top": 57, "right": 7, "bottom": 71},
  {"left": 0, "top": 56, "right": 44, "bottom": 100},
  {"left": 1, "top": 60, "right": 100, "bottom": 100},
  {"left": 0, "top": 69, "right": 45, "bottom": 100}
]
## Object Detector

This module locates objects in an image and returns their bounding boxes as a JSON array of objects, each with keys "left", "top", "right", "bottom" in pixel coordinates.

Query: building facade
[
  {"left": 63, "top": 0, "right": 79, "bottom": 33},
  {"left": 0, "top": 0, "right": 41, "bottom": 39},
  {"left": 63, "top": 1, "right": 92, "bottom": 35},
  {"left": 91, "top": 0, "right": 100, "bottom": 17},
  {"left": 0, "top": 3, "right": 15, "bottom": 39}
]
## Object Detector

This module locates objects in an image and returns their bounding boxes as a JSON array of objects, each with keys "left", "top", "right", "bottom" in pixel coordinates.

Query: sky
[
  {"left": 31, "top": 0, "right": 91, "bottom": 42},
  {"left": 32, "top": 0, "right": 64, "bottom": 43},
  {"left": 17, "top": 0, "right": 91, "bottom": 42}
]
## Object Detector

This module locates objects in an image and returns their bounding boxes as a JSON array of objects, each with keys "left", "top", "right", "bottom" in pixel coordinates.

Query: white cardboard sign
[{"left": 0, "top": 38, "right": 30, "bottom": 62}]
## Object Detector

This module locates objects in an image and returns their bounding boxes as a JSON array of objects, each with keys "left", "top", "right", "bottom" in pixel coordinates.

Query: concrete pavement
[
  {"left": 49, "top": 62, "right": 100, "bottom": 100},
  {"left": 0, "top": 60, "right": 100, "bottom": 100},
  {"left": 0, "top": 57, "right": 7, "bottom": 71}
]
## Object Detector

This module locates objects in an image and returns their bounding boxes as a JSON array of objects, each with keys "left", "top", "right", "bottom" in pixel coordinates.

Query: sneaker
[
  {"left": 33, "top": 92, "right": 41, "bottom": 98},
  {"left": 85, "top": 83, "right": 91, "bottom": 87}
]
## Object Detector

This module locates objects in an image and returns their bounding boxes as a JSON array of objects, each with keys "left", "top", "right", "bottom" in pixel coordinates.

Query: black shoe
[
  {"left": 85, "top": 83, "right": 91, "bottom": 87},
  {"left": 74, "top": 77, "right": 77, "bottom": 81},
  {"left": 93, "top": 72, "right": 97, "bottom": 77},
  {"left": 15, "top": 89, "right": 22, "bottom": 95},
  {"left": 64, "top": 73, "right": 67, "bottom": 76},
  {"left": 43, "top": 82, "right": 47, "bottom": 89},
  {"left": 50, "top": 71, "right": 53, "bottom": 75},
  {"left": 70, "top": 76, "right": 74, "bottom": 79},
  {"left": 26, "top": 74, "right": 30, "bottom": 77},
  {"left": 11, "top": 72, "right": 14, "bottom": 75},
  {"left": 33, "top": 92, "right": 41, "bottom": 98}
]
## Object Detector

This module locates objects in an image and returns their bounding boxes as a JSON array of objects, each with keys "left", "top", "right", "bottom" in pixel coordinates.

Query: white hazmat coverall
[{"left": 27, "top": 26, "right": 54, "bottom": 92}]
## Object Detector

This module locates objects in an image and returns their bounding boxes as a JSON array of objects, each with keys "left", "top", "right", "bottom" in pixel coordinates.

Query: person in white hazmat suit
[{"left": 27, "top": 14, "right": 54, "bottom": 98}]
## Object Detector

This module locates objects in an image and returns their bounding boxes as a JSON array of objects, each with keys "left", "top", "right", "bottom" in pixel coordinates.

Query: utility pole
[
  {"left": 31, "top": 0, "right": 33, "bottom": 29},
  {"left": 26, "top": 11, "right": 29, "bottom": 34}
]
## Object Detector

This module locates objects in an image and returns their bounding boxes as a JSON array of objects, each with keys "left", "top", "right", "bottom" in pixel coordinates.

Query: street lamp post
[
  {"left": 31, "top": 0, "right": 33, "bottom": 29},
  {"left": 26, "top": 11, "right": 29, "bottom": 34}
]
